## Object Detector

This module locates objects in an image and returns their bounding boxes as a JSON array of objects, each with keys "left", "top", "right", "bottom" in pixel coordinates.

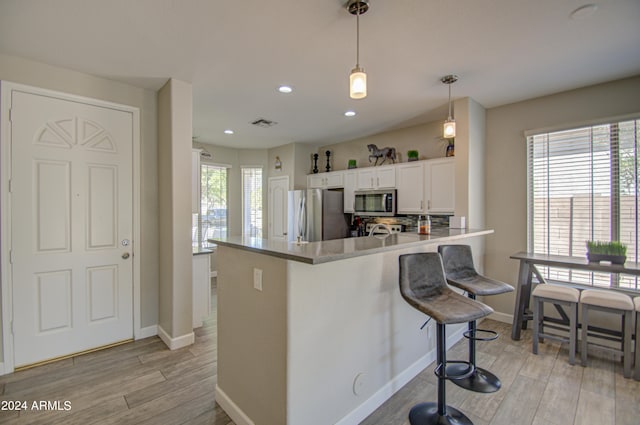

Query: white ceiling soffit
[{"left": 0, "top": 0, "right": 639, "bottom": 149}]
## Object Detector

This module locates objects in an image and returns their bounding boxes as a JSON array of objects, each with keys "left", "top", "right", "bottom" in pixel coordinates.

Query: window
[
  {"left": 242, "top": 167, "right": 263, "bottom": 238},
  {"left": 193, "top": 164, "right": 228, "bottom": 248},
  {"left": 527, "top": 118, "right": 639, "bottom": 290}
]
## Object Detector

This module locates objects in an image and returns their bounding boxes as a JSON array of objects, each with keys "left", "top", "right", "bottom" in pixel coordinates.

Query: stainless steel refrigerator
[{"left": 288, "top": 189, "right": 350, "bottom": 242}]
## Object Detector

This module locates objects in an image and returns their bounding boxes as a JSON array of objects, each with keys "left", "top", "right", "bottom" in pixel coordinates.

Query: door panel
[
  {"left": 11, "top": 89, "right": 134, "bottom": 367},
  {"left": 268, "top": 176, "right": 289, "bottom": 240}
]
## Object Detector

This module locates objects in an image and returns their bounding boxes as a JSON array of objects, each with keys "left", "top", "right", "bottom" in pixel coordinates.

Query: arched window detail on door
[{"left": 34, "top": 116, "right": 116, "bottom": 153}]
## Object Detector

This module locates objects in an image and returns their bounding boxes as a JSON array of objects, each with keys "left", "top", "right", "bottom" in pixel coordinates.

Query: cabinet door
[
  {"left": 357, "top": 169, "right": 376, "bottom": 189},
  {"left": 396, "top": 163, "right": 425, "bottom": 214},
  {"left": 343, "top": 171, "right": 357, "bottom": 213},
  {"left": 307, "top": 174, "right": 325, "bottom": 188},
  {"left": 192, "top": 149, "right": 201, "bottom": 214},
  {"left": 192, "top": 254, "right": 211, "bottom": 328},
  {"left": 324, "top": 171, "right": 344, "bottom": 188},
  {"left": 426, "top": 158, "right": 455, "bottom": 214},
  {"left": 376, "top": 166, "right": 396, "bottom": 188},
  {"left": 268, "top": 176, "right": 289, "bottom": 240}
]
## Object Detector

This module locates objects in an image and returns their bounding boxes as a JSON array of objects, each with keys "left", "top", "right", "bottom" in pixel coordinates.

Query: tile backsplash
[{"left": 360, "top": 215, "right": 450, "bottom": 232}]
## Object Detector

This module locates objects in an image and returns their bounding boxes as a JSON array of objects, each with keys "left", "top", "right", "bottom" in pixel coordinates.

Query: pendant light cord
[
  {"left": 356, "top": 6, "right": 360, "bottom": 67},
  {"left": 448, "top": 83, "right": 452, "bottom": 120}
]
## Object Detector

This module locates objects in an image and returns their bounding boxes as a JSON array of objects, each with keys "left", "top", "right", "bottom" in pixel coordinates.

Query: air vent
[{"left": 251, "top": 118, "right": 278, "bottom": 128}]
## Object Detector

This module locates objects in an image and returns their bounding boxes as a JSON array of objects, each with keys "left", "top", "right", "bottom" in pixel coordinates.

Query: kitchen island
[{"left": 212, "top": 229, "right": 493, "bottom": 425}]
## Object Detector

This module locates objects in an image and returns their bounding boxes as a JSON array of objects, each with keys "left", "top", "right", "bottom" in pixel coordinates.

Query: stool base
[
  {"left": 409, "top": 402, "right": 474, "bottom": 425},
  {"left": 445, "top": 364, "right": 501, "bottom": 393}
]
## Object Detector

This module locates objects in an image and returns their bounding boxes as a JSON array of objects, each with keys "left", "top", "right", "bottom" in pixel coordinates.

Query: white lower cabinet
[{"left": 192, "top": 253, "right": 211, "bottom": 328}]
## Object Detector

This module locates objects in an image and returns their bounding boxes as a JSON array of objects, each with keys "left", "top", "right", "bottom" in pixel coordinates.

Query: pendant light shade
[
  {"left": 347, "top": 0, "right": 369, "bottom": 99},
  {"left": 443, "top": 119, "right": 456, "bottom": 138},
  {"left": 350, "top": 66, "right": 367, "bottom": 99},
  {"left": 441, "top": 74, "right": 458, "bottom": 139}
]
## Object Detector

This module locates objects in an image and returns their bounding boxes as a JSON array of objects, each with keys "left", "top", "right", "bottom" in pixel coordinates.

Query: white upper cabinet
[
  {"left": 395, "top": 158, "right": 455, "bottom": 215},
  {"left": 343, "top": 170, "right": 357, "bottom": 213},
  {"left": 396, "top": 162, "right": 425, "bottom": 214},
  {"left": 307, "top": 170, "right": 344, "bottom": 189},
  {"left": 425, "top": 158, "right": 455, "bottom": 214},
  {"left": 356, "top": 165, "right": 396, "bottom": 189}
]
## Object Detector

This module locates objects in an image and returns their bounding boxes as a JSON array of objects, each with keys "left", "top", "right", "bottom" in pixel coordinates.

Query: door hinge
[
  {"left": 9, "top": 108, "right": 12, "bottom": 122},
  {"left": 11, "top": 321, "right": 14, "bottom": 335},
  {"left": 9, "top": 249, "right": 13, "bottom": 264},
  {"left": 8, "top": 178, "right": 12, "bottom": 193}
]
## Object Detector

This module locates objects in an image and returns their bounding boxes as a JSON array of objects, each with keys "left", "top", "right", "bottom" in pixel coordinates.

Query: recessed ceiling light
[
  {"left": 223, "top": 129, "right": 234, "bottom": 135},
  {"left": 570, "top": 4, "right": 598, "bottom": 20},
  {"left": 278, "top": 85, "right": 293, "bottom": 94},
  {"left": 344, "top": 110, "right": 356, "bottom": 117}
]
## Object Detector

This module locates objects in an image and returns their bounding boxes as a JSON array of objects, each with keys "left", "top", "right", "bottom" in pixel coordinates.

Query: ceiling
[{"left": 1, "top": 0, "right": 639, "bottom": 149}]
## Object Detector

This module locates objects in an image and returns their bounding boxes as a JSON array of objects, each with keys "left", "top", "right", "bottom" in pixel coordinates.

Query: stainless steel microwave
[{"left": 354, "top": 189, "right": 396, "bottom": 216}]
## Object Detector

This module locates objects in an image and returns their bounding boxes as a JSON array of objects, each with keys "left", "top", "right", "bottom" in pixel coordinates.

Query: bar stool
[
  {"left": 438, "top": 245, "right": 514, "bottom": 393},
  {"left": 531, "top": 284, "right": 580, "bottom": 365},
  {"left": 399, "top": 252, "right": 493, "bottom": 425},
  {"left": 580, "top": 289, "right": 634, "bottom": 378},
  {"left": 634, "top": 297, "right": 640, "bottom": 381}
]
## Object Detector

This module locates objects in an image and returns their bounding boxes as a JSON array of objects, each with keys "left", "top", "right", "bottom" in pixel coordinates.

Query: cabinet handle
[
  {"left": 428, "top": 200, "right": 431, "bottom": 210},
  {"left": 420, "top": 200, "right": 423, "bottom": 210}
]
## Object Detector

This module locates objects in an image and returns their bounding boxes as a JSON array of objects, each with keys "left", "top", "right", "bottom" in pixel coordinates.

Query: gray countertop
[
  {"left": 193, "top": 246, "right": 214, "bottom": 256},
  {"left": 209, "top": 228, "right": 493, "bottom": 265}
]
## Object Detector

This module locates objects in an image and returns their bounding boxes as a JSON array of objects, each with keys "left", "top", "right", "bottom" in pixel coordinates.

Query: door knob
[{"left": 122, "top": 252, "right": 130, "bottom": 259}]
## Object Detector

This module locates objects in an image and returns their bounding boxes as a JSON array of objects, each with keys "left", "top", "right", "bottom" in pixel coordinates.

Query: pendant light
[
  {"left": 347, "top": 0, "right": 369, "bottom": 99},
  {"left": 441, "top": 74, "right": 458, "bottom": 139}
]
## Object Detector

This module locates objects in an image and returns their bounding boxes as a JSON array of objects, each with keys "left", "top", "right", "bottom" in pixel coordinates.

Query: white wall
[
  {"left": 0, "top": 53, "right": 159, "bottom": 362},
  {"left": 157, "top": 79, "right": 193, "bottom": 342},
  {"left": 484, "top": 75, "right": 640, "bottom": 318},
  {"left": 318, "top": 120, "right": 447, "bottom": 170}
]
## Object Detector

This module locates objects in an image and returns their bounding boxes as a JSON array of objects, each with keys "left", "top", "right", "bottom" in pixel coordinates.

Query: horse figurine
[{"left": 367, "top": 144, "right": 397, "bottom": 166}]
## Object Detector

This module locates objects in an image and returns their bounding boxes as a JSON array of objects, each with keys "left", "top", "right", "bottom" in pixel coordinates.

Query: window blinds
[
  {"left": 194, "top": 164, "right": 228, "bottom": 248},
  {"left": 527, "top": 119, "right": 639, "bottom": 290},
  {"left": 241, "top": 167, "right": 263, "bottom": 238}
]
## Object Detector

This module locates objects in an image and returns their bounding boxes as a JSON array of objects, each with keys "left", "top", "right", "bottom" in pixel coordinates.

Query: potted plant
[
  {"left": 586, "top": 240, "right": 627, "bottom": 265},
  {"left": 407, "top": 150, "right": 419, "bottom": 162}
]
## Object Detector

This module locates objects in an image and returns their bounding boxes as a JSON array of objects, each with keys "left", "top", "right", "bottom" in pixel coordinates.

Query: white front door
[
  {"left": 9, "top": 88, "right": 134, "bottom": 368},
  {"left": 268, "top": 176, "right": 289, "bottom": 240}
]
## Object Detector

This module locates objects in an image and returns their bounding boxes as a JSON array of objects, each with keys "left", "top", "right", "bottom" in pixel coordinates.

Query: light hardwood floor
[
  {"left": 0, "top": 281, "right": 233, "bottom": 425},
  {"left": 361, "top": 320, "right": 640, "bottom": 425},
  {"left": 1, "top": 286, "right": 639, "bottom": 425}
]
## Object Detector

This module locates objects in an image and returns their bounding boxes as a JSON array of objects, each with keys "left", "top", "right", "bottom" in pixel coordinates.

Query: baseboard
[
  {"left": 157, "top": 325, "right": 194, "bottom": 350},
  {"left": 137, "top": 325, "right": 158, "bottom": 339},
  {"left": 336, "top": 324, "right": 467, "bottom": 425},
  {"left": 216, "top": 384, "right": 255, "bottom": 425},
  {"left": 488, "top": 311, "right": 513, "bottom": 324}
]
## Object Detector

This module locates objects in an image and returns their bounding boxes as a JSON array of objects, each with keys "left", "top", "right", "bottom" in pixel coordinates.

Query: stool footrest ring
[
  {"left": 463, "top": 328, "right": 499, "bottom": 342},
  {"left": 434, "top": 360, "right": 475, "bottom": 380}
]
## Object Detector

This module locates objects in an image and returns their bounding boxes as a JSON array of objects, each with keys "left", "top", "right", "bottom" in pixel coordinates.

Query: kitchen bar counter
[
  {"left": 209, "top": 227, "right": 492, "bottom": 265},
  {"left": 214, "top": 229, "right": 493, "bottom": 425}
]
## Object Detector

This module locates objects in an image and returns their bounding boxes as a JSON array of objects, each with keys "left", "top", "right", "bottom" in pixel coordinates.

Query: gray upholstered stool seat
[
  {"left": 532, "top": 284, "right": 580, "bottom": 365},
  {"left": 580, "top": 289, "right": 634, "bottom": 378},
  {"left": 399, "top": 252, "right": 493, "bottom": 425},
  {"left": 438, "top": 245, "right": 513, "bottom": 393},
  {"left": 634, "top": 297, "right": 640, "bottom": 381}
]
